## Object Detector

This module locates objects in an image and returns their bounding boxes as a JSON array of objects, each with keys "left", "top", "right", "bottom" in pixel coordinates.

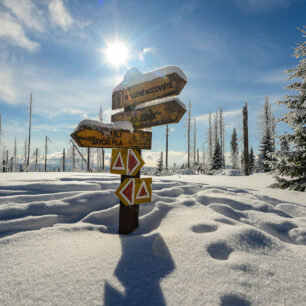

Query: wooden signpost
[
  {"left": 112, "top": 66, "right": 187, "bottom": 110},
  {"left": 71, "top": 127, "right": 152, "bottom": 149},
  {"left": 71, "top": 65, "right": 187, "bottom": 235},
  {"left": 111, "top": 98, "right": 186, "bottom": 129}
]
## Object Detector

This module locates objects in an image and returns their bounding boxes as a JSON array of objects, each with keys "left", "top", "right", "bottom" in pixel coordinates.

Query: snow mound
[
  {"left": 74, "top": 119, "right": 133, "bottom": 132},
  {"left": 0, "top": 172, "right": 305, "bottom": 305}
]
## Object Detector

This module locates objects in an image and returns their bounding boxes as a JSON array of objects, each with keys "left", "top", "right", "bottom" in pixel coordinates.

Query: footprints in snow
[
  {"left": 207, "top": 241, "right": 233, "bottom": 260},
  {"left": 220, "top": 294, "right": 251, "bottom": 306},
  {"left": 195, "top": 186, "right": 305, "bottom": 246},
  {"left": 191, "top": 223, "right": 218, "bottom": 233}
]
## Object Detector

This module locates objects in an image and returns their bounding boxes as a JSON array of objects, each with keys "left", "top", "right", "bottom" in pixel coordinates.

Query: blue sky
[{"left": 0, "top": 0, "right": 305, "bottom": 167}]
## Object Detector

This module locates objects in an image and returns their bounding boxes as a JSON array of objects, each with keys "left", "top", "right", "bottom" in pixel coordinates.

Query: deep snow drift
[{"left": 0, "top": 172, "right": 305, "bottom": 305}]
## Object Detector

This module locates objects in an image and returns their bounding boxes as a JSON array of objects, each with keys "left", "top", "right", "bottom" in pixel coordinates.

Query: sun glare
[{"left": 104, "top": 40, "right": 130, "bottom": 68}]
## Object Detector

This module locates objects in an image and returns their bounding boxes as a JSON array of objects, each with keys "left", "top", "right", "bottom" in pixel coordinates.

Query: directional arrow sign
[
  {"left": 112, "top": 66, "right": 187, "bottom": 110},
  {"left": 110, "top": 149, "right": 145, "bottom": 176},
  {"left": 111, "top": 97, "right": 186, "bottom": 129},
  {"left": 115, "top": 178, "right": 152, "bottom": 206},
  {"left": 71, "top": 127, "right": 152, "bottom": 149}
]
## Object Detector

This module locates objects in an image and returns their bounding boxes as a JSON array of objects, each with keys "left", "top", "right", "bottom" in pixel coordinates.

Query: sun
[{"left": 104, "top": 40, "right": 130, "bottom": 68}]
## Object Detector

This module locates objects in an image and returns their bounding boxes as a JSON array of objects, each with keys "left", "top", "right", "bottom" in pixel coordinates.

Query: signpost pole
[{"left": 119, "top": 148, "right": 141, "bottom": 234}]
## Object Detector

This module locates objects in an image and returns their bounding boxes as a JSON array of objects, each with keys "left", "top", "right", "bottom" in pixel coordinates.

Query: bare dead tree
[
  {"left": 166, "top": 124, "right": 169, "bottom": 170},
  {"left": 242, "top": 102, "right": 250, "bottom": 175},
  {"left": 187, "top": 101, "right": 191, "bottom": 168},
  {"left": 193, "top": 118, "right": 197, "bottom": 166},
  {"left": 14, "top": 138, "right": 17, "bottom": 172},
  {"left": 27, "top": 93, "right": 32, "bottom": 170}
]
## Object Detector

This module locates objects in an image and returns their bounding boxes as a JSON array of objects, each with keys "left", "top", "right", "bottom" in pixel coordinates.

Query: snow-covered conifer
[
  {"left": 156, "top": 152, "right": 163, "bottom": 173},
  {"left": 257, "top": 98, "right": 274, "bottom": 172},
  {"left": 211, "top": 139, "right": 222, "bottom": 170},
  {"left": 249, "top": 147, "right": 255, "bottom": 174},
  {"left": 230, "top": 128, "right": 239, "bottom": 170},
  {"left": 271, "top": 27, "right": 306, "bottom": 191}
]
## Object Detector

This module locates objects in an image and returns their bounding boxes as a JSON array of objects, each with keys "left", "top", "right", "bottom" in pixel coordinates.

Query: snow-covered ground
[{"left": 0, "top": 172, "right": 305, "bottom": 305}]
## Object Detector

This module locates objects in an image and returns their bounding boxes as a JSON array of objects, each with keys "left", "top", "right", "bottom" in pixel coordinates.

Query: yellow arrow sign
[
  {"left": 110, "top": 149, "right": 145, "bottom": 176},
  {"left": 112, "top": 98, "right": 186, "bottom": 129},
  {"left": 115, "top": 178, "right": 152, "bottom": 206},
  {"left": 112, "top": 66, "right": 187, "bottom": 110},
  {"left": 71, "top": 127, "right": 152, "bottom": 149}
]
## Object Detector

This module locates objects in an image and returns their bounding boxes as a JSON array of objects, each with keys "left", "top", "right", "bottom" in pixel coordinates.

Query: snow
[
  {"left": 74, "top": 119, "right": 133, "bottom": 133},
  {"left": 0, "top": 172, "right": 305, "bottom": 305},
  {"left": 113, "top": 66, "right": 188, "bottom": 92}
]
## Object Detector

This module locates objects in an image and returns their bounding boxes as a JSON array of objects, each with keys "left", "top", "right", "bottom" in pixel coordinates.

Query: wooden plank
[
  {"left": 112, "top": 70, "right": 187, "bottom": 110},
  {"left": 71, "top": 127, "right": 152, "bottom": 149},
  {"left": 111, "top": 98, "right": 186, "bottom": 129}
]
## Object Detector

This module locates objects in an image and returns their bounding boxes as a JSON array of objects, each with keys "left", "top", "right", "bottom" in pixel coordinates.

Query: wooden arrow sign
[
  {"left": 110, "top": 149, "right": 145, "bottom": 176},
  {"left": 71, "top": 126, "right": 152, "bottom": 149},
  {"left": 111, "top": 97, "right": 186, "bottom": 129},
  {"left": 115, "top": 177, "right": 152, "bottom": 206},
  {"left": 112, "top": 66, "right": 187, "bottom": 110}
]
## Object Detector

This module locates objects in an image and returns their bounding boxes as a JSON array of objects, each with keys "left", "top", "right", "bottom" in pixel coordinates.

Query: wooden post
[
  {"left": 243, "top": 103, "right": 250, "bottom": 176},
  {"left": 119, "top": 148, "right": 141, "bottom": 235}
]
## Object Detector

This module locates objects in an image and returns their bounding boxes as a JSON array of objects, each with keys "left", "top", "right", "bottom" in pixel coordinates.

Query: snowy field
[{"left": 0, "top": 172, "right": 305, "bottom": 305}]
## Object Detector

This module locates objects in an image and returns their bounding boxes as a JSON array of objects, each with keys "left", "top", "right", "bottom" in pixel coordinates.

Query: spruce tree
[
  {"left": 211, "top": 139, "right": 222, "bottom": 170},
  {"left": 230, "top": 128, "right": 239, "bottom": 170},
  {"left": 271, "top": 27, "right": 306, "bottom": 191},
  {"left": 249, "top": 147, "right": 255, "bottom": 174},
  {"left": 257, "top": 98, "right": 274, "bottom": 172},
  {"left": 156, "top": 151, "right": 164, "bottom": 173},
  {"left": 257, "top": 125, "right": 274, "bottom": 172}
]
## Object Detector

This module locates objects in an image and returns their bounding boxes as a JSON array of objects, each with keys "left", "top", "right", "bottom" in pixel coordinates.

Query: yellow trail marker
[
  {"left": 110, "top": 149, "right": 145, "bottom": 176},
  {"left": 115, "top": 178, "right": 152, "bottom": 207}
]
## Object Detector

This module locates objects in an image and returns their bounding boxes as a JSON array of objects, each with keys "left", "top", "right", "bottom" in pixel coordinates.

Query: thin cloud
[
  {"left": 0, "top": 11, "right": 40, "bottom": 52},
  {"left": 233, "top": 0, "right": 295, "bottom": 13},
  {"left": 253, "top": 69, "right": 288, "bottom": 84},
  {"left": 48, "top": 0, "right": 74, "bottom": 31},
  {"left": 3, "top": 0, "right": 44, "bottom": 31},
  {"left": 196, "top": 109, "right": 241, "bottom": 122},
  {"left": 0, "top": 68, "right": 19, "bottom": 103},
  {"left": 137, "top": 47, "right": 156, "bottom": 62}
]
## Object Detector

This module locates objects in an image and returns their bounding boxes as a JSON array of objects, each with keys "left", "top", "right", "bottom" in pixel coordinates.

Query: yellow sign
[
  {"left": 112, "top": 98, "right": 186, "bottom": 129},
  {"left": 110, "top": 149, "right": 145, "bottom": 176},
  {"left": 112, "top": 71, "right": 187, "bottom": 110},
  {"left": 115, "top": 178, "right": 152, "bottom": 206},
  {"left": 71, "top": 127, "right": 152, "bottom": 149}
]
